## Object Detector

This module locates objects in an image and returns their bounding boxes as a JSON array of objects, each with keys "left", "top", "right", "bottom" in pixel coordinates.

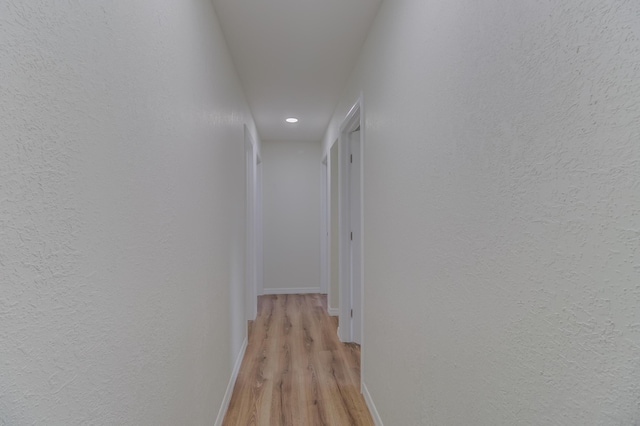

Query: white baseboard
[
  {"left": 214, "top": 337, "right": 247, "bottom": 426},
  {"left": 328, "top": 307, "right": 339, "bottom": 316},
  {"left": 262, "top": 287, "right": 321, "bottom": 295},
  {"left": 362, "top": 381, "right": 383, "bottom": 426}
]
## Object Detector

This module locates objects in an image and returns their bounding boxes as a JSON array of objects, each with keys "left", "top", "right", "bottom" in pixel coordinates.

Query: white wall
[
  {"left": 263, "top": 141, "right": 321, "bottom": 292},
  {"left": 323, "top": 0, "right": 640, "bottom": 424},
  {"left": 0, "top": 1, "right": 258, "bottom": 424}
]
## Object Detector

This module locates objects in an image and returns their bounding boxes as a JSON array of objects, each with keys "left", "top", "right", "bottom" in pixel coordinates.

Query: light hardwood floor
[{"left": 223, "top": 294, "right": 374, "bottom": 426}]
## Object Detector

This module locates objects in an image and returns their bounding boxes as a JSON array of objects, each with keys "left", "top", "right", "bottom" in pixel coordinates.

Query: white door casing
[
  {"left": 338, "top": 97, "right": 363, "bottom": 346},
  {"left": 349, "top": 129, "right": 362, "bottom": 344},
  {"left": 256, "top": 157, "right": 263, "bottom": 297},
  {"left": 245, "top": 126, "right": 258, "bottom": 321},
  {"left": 329, "top": 142, "right": 340, "bottom": 316},
  {"left": 320, "top": 157, "right": 329, "bottom": 295}
]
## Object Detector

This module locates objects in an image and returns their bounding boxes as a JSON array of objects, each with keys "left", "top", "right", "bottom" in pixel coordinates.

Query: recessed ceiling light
[{"left": 285, "top": 117, "right": 298, "bottom": 123}]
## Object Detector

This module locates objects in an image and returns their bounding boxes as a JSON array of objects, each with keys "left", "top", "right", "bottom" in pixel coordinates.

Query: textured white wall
[
  {"left": 263, "top": 141, "right": 321, "bottom": 291},
  {"left": 323, "top": 0, "right": 640, "bottom": 424},
  {"left": 0, "top": 1, "right": 257, "bottom": 424}
]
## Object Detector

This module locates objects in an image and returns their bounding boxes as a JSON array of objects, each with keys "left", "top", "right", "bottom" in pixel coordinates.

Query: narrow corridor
[{"left": 223, "top": 294, "right": 373, "bottom": 425}]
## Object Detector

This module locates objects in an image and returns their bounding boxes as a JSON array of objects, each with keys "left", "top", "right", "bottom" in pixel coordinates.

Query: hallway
[
  {"left": 223, "top": 295, "right": 373, "bottom": 425},
  {"left": 3, "top": 1, "right": 640, "bottom": 424}
]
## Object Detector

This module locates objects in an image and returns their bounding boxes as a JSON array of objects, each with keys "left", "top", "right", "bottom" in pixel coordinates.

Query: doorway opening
[
  {"left": 338, "top": 98, "right": 363, "bottom": 346},
  {"left": 328, "top": 141, "right": 340, "bottom": 317},
  {"left": 245, "top": 126, "right": 259, "bottom": 322},
  {"left": 320, "top": 156, "right": 329, "bottom": 295},
  {"left": 255, "top": 155, "right": 263, "bottom": 298}
]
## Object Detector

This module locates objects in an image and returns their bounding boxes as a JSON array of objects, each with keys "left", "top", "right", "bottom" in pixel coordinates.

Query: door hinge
[
  {"left": 350, "top": 231, "right": 353, "bottom": 240},
  {"left": 351, "top": 309, "right": 353, "bottom": 318},
  {"left": 350, "top": 154, "right": 353, "bottom": 163}
]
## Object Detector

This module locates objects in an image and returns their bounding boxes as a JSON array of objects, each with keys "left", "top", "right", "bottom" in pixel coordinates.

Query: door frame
[
  {"left": 245, "top": 126, "right": 258, "bottom": 321},
  {"left": 328, "top": 141, "right": 340, "bottom": 317},
  {"left": 338, "top": 96, "right": 364, "bottom": 345},
  {"left": 320, "top": 156, "right": 329, "bottom": 295},
  {"left": 255, "top": 155, "right": 263, "bottom": 297}
]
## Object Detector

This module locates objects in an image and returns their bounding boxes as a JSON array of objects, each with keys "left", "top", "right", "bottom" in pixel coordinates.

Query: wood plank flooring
[{"left": 223, "top": 294, "right": 374, "bottom": 426}]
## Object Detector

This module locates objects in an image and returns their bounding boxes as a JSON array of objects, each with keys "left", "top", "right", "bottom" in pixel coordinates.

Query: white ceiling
[{"left": 212, "top": 0, "right": 382, "bottom": 142}]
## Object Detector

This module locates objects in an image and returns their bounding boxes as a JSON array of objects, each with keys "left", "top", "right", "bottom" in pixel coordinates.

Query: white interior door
[
  {"left": 349, "top": 130, "right": 362, "bottom": 344},
  {"left": 338, "top": 99, "right": 363, "bottom": 345}
]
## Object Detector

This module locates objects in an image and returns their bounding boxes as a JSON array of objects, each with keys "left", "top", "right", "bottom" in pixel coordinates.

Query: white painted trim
[
  {"left": 245, "top": 126, "right": 258, "bottom": 321},
  {"left": 262, "top": 287, "right": 321, "bottom": 295},
  {"left": 362, "top": 382, "right": 384, "bottom": 426},
  {"left": 256, "top": 156, "right": 264, "bottom": 297},
  {"left": 214, "top": 337, "right": 248, "bottom": 426},
  {"left": 338, "top": 95, "right": 363, "bottom": 344},
  {"left": 328, "top": 307, "right": 339, "bottom": 316},
  {"left": 319, "top": 157, "right": 329, "bottom": 295}
]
